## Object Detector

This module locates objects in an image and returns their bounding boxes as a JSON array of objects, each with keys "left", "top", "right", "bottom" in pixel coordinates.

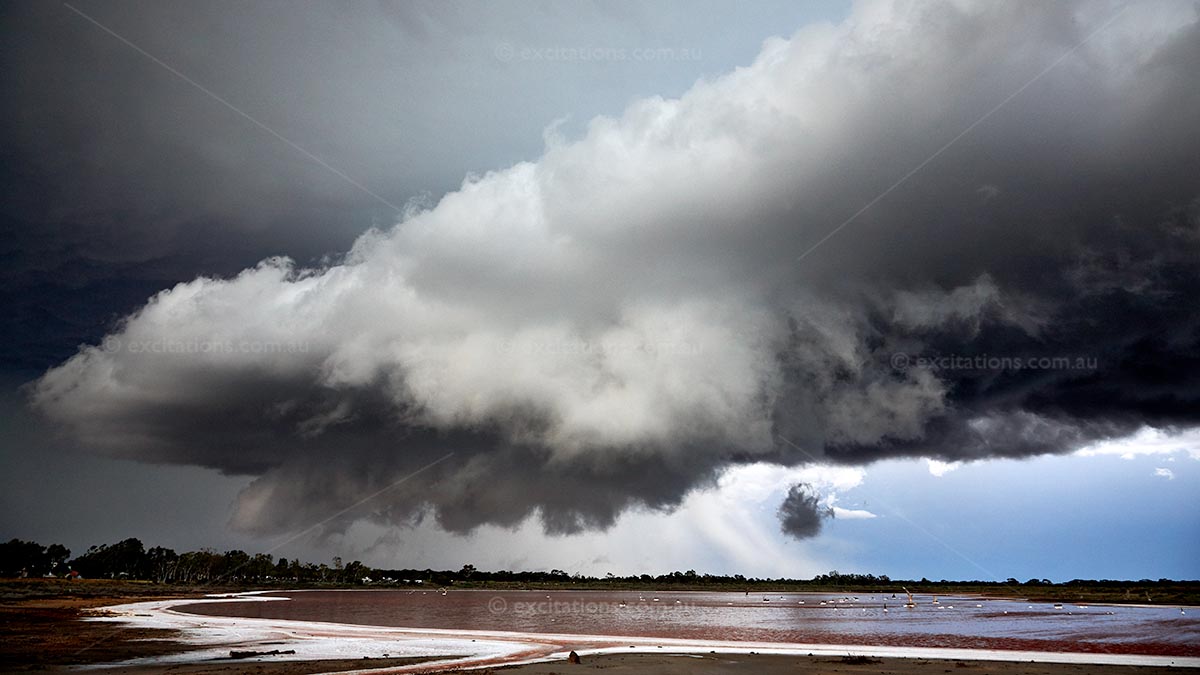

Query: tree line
[
  {"left": 1, "top": 537, "right": 1193, "bottom": 592},
  {"left": 0, "top": 537, "right": 371, "bottom": 585}
]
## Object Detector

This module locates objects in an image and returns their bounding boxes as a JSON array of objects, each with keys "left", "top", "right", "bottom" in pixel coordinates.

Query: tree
[
  {"left": 345, "top": 560, "right": 367, "bottom": 582},
  {"left": 146, "top": 546, "right": 178, "bottom": 583},
  {"left": 46, "top": 544, "right": 71, "bottom": 573},
  {"left": 71, "top": 538, "right": 147, "bottom": 579},
  {"left": 247, "top": 553, "right": 274, "bottom": 581},
  {"left": 0, "top": 539, "right": 58, "bottom": 577},
  {"left": 220, "top": 550, "right": 251, "bottom": 580}
]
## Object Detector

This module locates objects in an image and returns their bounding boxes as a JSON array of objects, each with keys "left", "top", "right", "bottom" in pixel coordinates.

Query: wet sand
[
  {"left": 0, "top": 594, "right": 190, "bottom": 671},
  {"left": 0, "top": 595, "right": 443, "bottom": 675}
]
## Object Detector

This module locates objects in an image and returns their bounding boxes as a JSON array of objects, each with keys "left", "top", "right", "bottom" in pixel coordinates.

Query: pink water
[{"left": 177, "top": 589, "right": 1200, "bottom": 657}]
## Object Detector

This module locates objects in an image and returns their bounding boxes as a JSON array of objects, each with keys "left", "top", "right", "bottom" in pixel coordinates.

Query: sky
[{"left": 1, "top": 0, "right": 1198, "bottom": 582}]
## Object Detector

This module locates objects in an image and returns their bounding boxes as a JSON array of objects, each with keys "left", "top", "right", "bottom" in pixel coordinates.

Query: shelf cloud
[{"left": 30, "top": 0, "right": 1200, "bottom": 539}]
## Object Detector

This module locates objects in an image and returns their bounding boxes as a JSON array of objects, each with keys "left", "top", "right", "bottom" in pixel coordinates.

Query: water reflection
[{"left": 178, "top": 589, "right": 1199, "bottom": 656}]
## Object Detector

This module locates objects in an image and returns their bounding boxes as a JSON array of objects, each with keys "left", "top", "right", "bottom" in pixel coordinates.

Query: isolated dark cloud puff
[{"left": 778, "top": 484, "right": 835, "bottom": 539}]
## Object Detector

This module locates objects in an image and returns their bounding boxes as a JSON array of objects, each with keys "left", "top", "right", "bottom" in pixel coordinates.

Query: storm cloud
[
  {"left": 779, "top": 484, "right": 835, "bottom": 539},
  {"left": 30, "top": 0, "right": 1200, "bottom": 538}
]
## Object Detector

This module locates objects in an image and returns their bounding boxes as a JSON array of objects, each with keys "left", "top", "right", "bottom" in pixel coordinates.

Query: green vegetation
[{"left": 3, "top": 537, "right": 1197, "bottom": 605}]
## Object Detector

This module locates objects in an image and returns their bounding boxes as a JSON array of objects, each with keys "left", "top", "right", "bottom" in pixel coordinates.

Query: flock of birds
[{"left": 414, "top": 587, "right": 1184, "bottom": 616}]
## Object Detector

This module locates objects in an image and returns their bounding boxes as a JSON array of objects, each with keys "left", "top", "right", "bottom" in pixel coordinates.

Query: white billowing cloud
[
  {"left": 831, "top": 507, "right": 878, "bottom": 520},
  {"left": 29, "top": 0, "right": 1200, "bottom": 540},
  {"left": 1074, "top": 427, "right": 1200, "bottom": 461},
  {"left": 926, "top": 459, "right": 962, "bottom": 477},
  {"left": 1154, "top": 467, "right": 1175, "bottom": 480},
  {"left": 819, "top": 479, "right": 878, "bottom": 520}
]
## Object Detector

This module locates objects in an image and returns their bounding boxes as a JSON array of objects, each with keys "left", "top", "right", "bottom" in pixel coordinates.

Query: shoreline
[{"left": 73, "top": 594, "right": 1200, "bottom": 672}]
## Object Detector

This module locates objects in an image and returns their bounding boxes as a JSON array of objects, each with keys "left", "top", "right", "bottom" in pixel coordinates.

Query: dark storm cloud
[
  {"left": 778, "top": 484, "right": 833, "bottom": 539},
  {"left": 0, "top": 0, "right": 669, "bottom": 371},
  {"left": 28, "top": 0, "right": 1200, "bottom": 539},
  {"left": 0, "top": 0, "right": 827, "bottom": 373},
  {"left": 0, "top": 1, "right": 402, "bottom": 371}
]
